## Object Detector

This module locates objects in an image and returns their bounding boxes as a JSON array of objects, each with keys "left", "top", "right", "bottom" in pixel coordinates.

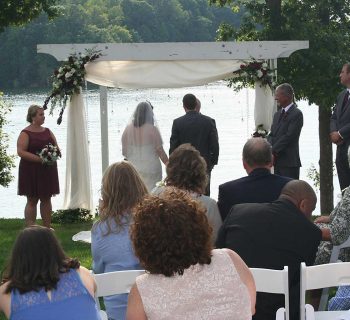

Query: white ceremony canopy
[{"left": 38, "top": 41, "right": 309, "bottom": 212}]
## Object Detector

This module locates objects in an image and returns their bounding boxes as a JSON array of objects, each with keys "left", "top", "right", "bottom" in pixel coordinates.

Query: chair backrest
[
  {"left": 319, "top": 235, "right": 350, "bottom": 311},
  {"left": 250, "top": 266, "right": 289, "bottom": 320},
  {"left": 93, "top": 269, "right": 145, "bottom": 297},
  {"left": 300, "top": 262, "right": 350, "bottom": 319},
  {"left": 329, "top": 235, "right": 350, "bottom": 263}
]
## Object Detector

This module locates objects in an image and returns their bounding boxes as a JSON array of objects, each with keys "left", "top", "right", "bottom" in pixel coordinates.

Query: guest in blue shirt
[
  {"left": 0, "top": 225, "right": 101, "bottom": 320},
  {"left": 91, "top": 161, "right": 148, "bottom": 320},
  {"left": 328, "top": 286, "right": 350, "bottom": 311}
]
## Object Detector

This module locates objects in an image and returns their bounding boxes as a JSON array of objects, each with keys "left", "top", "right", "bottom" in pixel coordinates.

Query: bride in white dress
[{"left": 122, "top": 101, "right": 168, "bottom": 191}]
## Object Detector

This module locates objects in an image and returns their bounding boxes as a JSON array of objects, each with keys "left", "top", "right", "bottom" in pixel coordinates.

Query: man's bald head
[{"left": 280, "top": 180, "right": 317, "bottom": 217}]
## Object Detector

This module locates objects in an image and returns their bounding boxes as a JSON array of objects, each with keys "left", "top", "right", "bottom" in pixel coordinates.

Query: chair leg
[{"left": 318, "top": 287, "right": 329, "bottom": 311}]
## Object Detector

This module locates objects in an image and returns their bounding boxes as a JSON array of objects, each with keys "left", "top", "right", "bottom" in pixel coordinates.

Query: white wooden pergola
[{"left": 37, "top": 41, "right": 309, "bottom": 211}]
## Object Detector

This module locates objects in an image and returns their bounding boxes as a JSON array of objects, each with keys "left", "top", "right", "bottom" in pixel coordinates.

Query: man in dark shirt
[{"left": 216, "top": 180, "right": 322, "bottom": 320}]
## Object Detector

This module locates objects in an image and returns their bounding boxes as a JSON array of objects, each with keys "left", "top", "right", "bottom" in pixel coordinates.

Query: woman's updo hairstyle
[{"left": 26, "top": 105, "right": 42, "bottom": 123}]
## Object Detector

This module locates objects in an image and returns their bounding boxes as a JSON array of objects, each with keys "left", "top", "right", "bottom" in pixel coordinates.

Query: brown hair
[
  {"left": 94, "top": 161, "right": 148, "bottom": 235},
  {"left": 26, "top": 105, "right": 42, "bottom": 123},
  {"left": 2, "top": 225, "right": 80, "bottom": 294},
  {"left": 132, "top": 101, "right": 154, "bottom": 127},
  {"left": 166, "top": 144, "right": 208, "bottom": 194},
  {"left": 130, "top": 188, "right": 213, "bottom": 277},
  {"left": 183, "top": 93, "right": 197, "bottom": 110}
]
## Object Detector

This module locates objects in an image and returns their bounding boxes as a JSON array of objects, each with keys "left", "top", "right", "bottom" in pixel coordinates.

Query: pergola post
[{"left": 99, "top": 85, "right": 109, "bottom": 174}]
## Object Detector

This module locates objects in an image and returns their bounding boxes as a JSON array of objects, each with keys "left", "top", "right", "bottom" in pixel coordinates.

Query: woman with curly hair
[
  {"left": 126, "top": 188, "right": 256, "bottom": 320},
  {"left": 152, "top": 143, "right": 222, "bottom": 241},
  {"left": 0, "top": 225, "right": 100, "bottom": 320},
  {"left": 91, "top": 161, "right": 148, "bottom": 320}
]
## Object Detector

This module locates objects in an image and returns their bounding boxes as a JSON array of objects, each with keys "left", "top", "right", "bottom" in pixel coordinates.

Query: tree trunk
[{"left": 318, "top": 105, "right": 333, "bottom": 214}]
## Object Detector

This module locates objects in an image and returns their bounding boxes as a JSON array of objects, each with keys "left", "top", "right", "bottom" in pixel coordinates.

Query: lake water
[{"left": 1, "top": 82, "right": 340, "bottom": 218}]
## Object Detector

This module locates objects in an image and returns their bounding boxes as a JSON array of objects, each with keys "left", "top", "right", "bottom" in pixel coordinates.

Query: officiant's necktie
[
  {"left": 342, "top": 91, "right": 350, "bottom": 112},
  {"left": 278, "top": 109, "right": 285, "bottom": 123}
]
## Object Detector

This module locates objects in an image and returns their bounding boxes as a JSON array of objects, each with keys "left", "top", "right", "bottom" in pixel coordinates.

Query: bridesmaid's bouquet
[{"left": 37, "top": 143, "right": 61, "bottom": 165}]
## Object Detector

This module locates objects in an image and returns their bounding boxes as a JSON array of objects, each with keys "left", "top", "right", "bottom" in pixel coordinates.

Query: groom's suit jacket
[
  {"left": 268, "top": 104, "right": 303, "bottom": 168},
  {"left": 169, "top": 110, "right": 219, "bottom": 170}
]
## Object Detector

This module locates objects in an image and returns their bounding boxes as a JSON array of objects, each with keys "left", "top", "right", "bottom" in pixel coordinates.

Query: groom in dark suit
[
  {"left": 268, "top": 83, "right": 303, "bottom": 179},
  {"left": 169, "top": 93, "right": 219, "bottom": 195},
  {"left": 330, "top": 63, "right": 350, "bottom": 191},
  {"left": 218, "top": 137, "right": 291, "bottom": 221}
]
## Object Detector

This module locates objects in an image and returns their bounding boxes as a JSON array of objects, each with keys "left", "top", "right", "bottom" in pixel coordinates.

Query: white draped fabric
[
  {"left": 254, "top": 81, "right": 275, "bottom": 131},
  {"left": 63, "top": 93, "right": 93, "bottom": 211},
  {"left": 64, "top": 60, "right": 273, "bottom": 212},
  {"left": 85, "top": 60, "right": 242, "bottom": 88}
]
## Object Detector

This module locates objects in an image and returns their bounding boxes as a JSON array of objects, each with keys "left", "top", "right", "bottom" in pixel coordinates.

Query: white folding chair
[
  {"left": 300, "top": 262, "right": 350, "bottom": 320},
  {"left": 250, "top": 266, "right": 289, "bottom": 320},
  {"left": 318, "top": 235, "right": 350, "bottom": 311},
  {"left": 93, "top": 270, "right": 145, "bottom": 320}
]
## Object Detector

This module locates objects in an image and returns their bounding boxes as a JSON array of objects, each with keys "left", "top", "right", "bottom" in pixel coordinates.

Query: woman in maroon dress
[{"left": 17, "top": 105, "right": 60, "bottom": 228}]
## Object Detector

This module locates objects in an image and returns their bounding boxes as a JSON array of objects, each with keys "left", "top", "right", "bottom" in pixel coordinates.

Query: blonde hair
[
  {"left": 26, "top": 105, "right": 42, "bottom": 123},
  {"left": 96, "top": 161, "right": 148, "bottom": 235}
]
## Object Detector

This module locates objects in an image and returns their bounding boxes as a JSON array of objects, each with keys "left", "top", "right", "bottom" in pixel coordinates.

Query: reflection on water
[{"left": 2, "top": 82, "right": 340, "bottom": 218}]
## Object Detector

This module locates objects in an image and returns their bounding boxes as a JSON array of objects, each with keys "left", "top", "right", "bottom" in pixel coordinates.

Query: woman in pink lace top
[{"left": 126, "top": 188, "right": 256, "bottom": 320}]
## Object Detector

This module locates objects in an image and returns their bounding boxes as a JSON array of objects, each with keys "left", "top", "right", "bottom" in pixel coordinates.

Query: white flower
[
  {"left": 73, "top": 80, "right": 78, "bottom": 85},
  {"left": 256, "top": 70, "right": 263, "bottom": 78},
  {"left": 262, "top": 62, "right": 268, "bottom": 69},
  {"left": 65, "top": 72, "right": 72, "bottom": 79}
]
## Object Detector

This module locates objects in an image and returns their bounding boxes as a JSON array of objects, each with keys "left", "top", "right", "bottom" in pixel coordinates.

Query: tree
[
  {"left": 0, "top": 0, "right": 61, "bottom": 32},
  {"left": 210, "top": 0, "right": 350, "bottom": 214},
  {"left": 0, "top": 93, "right": 15, "bottom": 187}
]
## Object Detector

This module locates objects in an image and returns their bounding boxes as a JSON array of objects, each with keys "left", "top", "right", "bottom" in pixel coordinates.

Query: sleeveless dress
[
  {"left": 136, "top": 249, "right": 252, "bottom": 320},
  {"left": 18, "top": 128, "right": 59, "bottom": 197},
  {"left": 10, "top": 269, "right": 101, "bottom": 320}
]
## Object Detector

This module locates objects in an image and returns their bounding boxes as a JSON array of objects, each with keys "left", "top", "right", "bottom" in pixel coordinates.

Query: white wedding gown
[
  {"left": 125, "top": 144, "right": 162, "bottom": 191},
  {"left": 122, "top": 123, "right": 163, "bottom": 191}
]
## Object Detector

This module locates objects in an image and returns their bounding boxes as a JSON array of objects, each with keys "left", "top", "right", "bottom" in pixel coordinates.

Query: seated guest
[
  {"left": 0, "top": 225, "right": 100, "bottom": 320},
  {"left": 328, "top": 286, "right": 350, "bottom": 311},
  {"left": 314, "top": 186, "right": 350, "bottom": 265},
  {"left": 216, "top": 180, "right": 322, "bottom": 320},
  {"left": 127, "top": 188, "right": 256, "bottom": 320},
  {"left": 91, "top": 161, "right": 147, "bottom": 320},
  {"left": 152, "top": 143, "right": 222, "bottom": 242},
  {"left": 218, "top": 137, "right": 291, "bottom": 221},
  {"left": 309, "top": 187, "right": 350, "bottom": 309}
]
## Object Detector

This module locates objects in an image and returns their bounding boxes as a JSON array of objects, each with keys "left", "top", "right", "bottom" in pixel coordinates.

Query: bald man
[{"left": 216, "top": 180, "right": 322, "bottom": 320}]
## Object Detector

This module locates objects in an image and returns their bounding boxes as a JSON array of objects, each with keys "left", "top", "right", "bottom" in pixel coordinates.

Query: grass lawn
[{"left": 0, "top": 219, "right": 93, "bottom": 320}]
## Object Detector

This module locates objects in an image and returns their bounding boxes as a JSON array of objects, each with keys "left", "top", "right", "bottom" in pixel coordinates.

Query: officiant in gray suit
[
  {"left": 268, "top": 83, "right": 303, "bottom": 179},
  {"left": 330, "top": 63, "right": 350, "bottom": 191}
]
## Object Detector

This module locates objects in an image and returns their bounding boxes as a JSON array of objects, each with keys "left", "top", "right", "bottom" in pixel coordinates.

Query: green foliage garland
[
  {"left": 0, "top": 93, "right": 15, "bottom": 187},
  {"left": 228, "top": 59, "right": 275, "bottom": 92},
  {"left": 51, "top": 208, "right": 93, "bottom": 224},
  {"left": 43, "top": 48, "right": 102, "bottom": 124}
]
